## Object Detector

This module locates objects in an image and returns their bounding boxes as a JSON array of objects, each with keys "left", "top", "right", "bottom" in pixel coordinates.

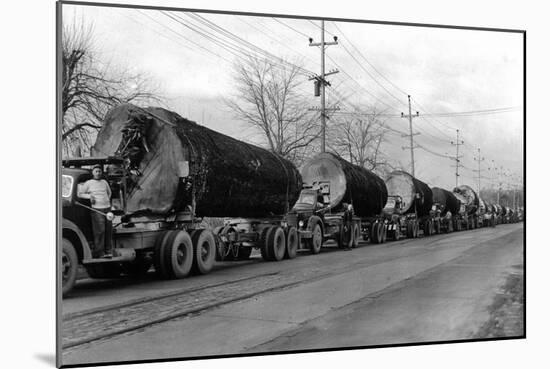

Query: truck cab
[
  {"left": 383, "top": 195, "right": 405, "bottom": 216},
  {"left": 61, "top": 157, "right": 127, "bottom": 296},
  {"left": 288, "top": 182, "right": 330, "bottom": 228},
  {"left": 286, "top": 182, "right": 363, "bottom": 251}
]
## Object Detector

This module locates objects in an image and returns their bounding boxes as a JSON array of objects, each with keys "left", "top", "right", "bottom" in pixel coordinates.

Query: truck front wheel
[
  {"left": 268, "top": 227, "right": 286, "bottom": 261},
  {"left": 62, "top": 238, "right": 78, "bottom": 296},
  {"left": 310, "top": 223, "right": 323, "bottom": 254}
]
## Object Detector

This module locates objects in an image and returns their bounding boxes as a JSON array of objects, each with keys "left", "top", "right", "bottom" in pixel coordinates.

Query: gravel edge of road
[{"left": 473, "top": 264, "right": 525, "bottom": 338}]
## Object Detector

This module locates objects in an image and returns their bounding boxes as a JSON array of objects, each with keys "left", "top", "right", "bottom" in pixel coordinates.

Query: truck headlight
[{"left": 298, "top": 220, "right": 304, "bottom": 228}]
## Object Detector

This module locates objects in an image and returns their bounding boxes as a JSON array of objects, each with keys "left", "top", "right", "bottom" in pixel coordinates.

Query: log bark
[
  {"left": 92, "top": 104, "right": 302, "bottom": 217},
  {"left": 431, "top": 187, "right": 461, "bottom": 215}
]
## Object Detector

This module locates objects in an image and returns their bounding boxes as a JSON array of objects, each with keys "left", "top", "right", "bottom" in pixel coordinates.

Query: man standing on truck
[{"left": 78, "top": 164, "right": 113, "bottom": 258}]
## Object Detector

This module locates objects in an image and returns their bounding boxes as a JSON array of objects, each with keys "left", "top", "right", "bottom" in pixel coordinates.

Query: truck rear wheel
[
  {"left": 391, "top": 224, "right": 400, "bottom": 241},
  {"left": 423, "top": 220, "right": 431, "bottom": 237},
  {"left": 412, "top": 221, "right": 419, "bottom": 238},
  {"left": 153, "top": 230, "right": 174, "bottom": 278},
  {"left": 212, "top": 226, "right": 226, "bottom": 261},
  {"left": 406, "top": 222, "right": 413, "bottom": 238},
  {"left": 191, "top": 229, "right": 216, "bottom": 274},
  {"left": 380, "top": 224, "right": 387, "bottom": 243},
  {"left": 370, "top": 223, "right": 380, "bottom": 243},
  {"left": 62, "top": 238, "right": 78, "bottom": 296},
  {"left": 260, "top": 227, "right": 274, "bottom": 261},
  {"left": 163, "top": 230, "right": 193, "bottom": 279},
  {"left": 285, "top": 227, "right": 298, "bottom": 259},
  {"left": 268, "top": 226, "right": 286, "bottom": 261}
]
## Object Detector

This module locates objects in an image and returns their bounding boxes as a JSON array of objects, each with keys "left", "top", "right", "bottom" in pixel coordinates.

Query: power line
[
  {"left": 267, "top": 16, "right": 400, "bottom": 112},
  {"left": 236, "top": 16, "right": 319, "bottom": 67},
  {"left": 338, "top": 42, "right": 408, "bottom": 109},
  {"left": 136, "top": 10, "right": 232, "bottom": 62},
  {"left": 332, "top": 22, "right": 410, "bottom": 97},
  {"left": 188, "top": 12, "right": 315, "bottom": 76},
  {"left": 272, "top": 17, "right": 311, "bottom": 39},
  {"left": 423, "top": 106, "right": 520, "bottom": 117}
]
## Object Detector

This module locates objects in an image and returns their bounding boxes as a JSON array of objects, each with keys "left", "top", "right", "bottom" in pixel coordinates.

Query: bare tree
[
  {"left": 61, "top": 20, "right": 163, "bottom": 157},
  {"left": 225, "top": 57, "right": 319, "bottom": 166},
  {"left": 328, "top": 108, "right": 394, "bottom": 176}
]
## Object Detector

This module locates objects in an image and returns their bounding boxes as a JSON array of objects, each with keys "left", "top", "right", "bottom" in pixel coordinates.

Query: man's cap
[{"left": 92, "top": 164, "right": 103, "bottom": 171}]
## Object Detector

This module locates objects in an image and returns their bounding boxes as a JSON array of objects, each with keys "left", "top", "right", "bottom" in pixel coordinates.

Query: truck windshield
[
  {"left": 385, "top": 197, "right": 396, "bottom": 208},
  {"left": 62, "top": 175, "right": 73, "bottom": 198},
  {"left": 297, "top": 192, "right": 316, "bottom": 206}
]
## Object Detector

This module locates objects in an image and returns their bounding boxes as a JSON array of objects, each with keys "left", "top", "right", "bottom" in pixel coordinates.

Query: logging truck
[
  {"left": 61, "top": 104, "right": 305, "bottom": 296},
  {"left": 285, "top": 152, "right": 389, "bottom": 249},
  {"left": 382, "top": 171, "right": 438, "bottom": 239}
]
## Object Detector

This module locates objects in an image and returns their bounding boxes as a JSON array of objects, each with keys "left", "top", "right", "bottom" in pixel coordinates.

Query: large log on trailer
[
  {"left": 92, "top": 104, "right": 302, "bottom": 217},
  {"left": 431, "top": 187, "right": 461, "bottom": 215},
  {"left": 300, "top": 152, "right": 387, "bottom": 217},
  {"left": 383, "top": 171, "right": 433, "bottom": 216},
  {"left": 478, "top": 198, "right": 487, "bottom": 215},
  {"left": 452, "top": 185, "right": 479, "bottom": 215},
  {"left": 485, "top": 202, "right": 496, "bottom": 214}
]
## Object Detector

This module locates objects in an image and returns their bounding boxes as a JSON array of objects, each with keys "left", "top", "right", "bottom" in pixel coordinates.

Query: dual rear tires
[
  {"left": 260, "top": 226, "right": 298, "bottom": 261},
  {"left": 154, "top": 229, "right": 216, "bottom": 279},
  {"left": 260, "top": 226, "right": 286, "bottom": 261},
  {"left": 370, "top": 222, "right": 387, "bottom": 244},
  {"left": 406, "top": 221, "right": 419, "bottom": 238},
  {"left": 338, "top": 222, "right": 361, "bottom": 248}
]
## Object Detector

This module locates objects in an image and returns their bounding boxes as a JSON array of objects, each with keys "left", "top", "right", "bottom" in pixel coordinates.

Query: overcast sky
[{"left": 62, "top": 4, "right": 523, "bottom": 191}]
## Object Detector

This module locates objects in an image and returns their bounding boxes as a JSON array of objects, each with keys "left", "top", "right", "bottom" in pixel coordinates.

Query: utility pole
[
  {"left": 450, "top": 129, "right": 464, "bottom": 188},
  {"left": 496, "top": 166, "right": 504, "bottom": 204},
  {"left": 473, "top": 148, "right": 485, "bottom": 194},
  {"left": 400, "top": 95, "right": 420, "bottom": 176},
  {"left": 309, "top": 20, "right": 339, "bottom": 153}
]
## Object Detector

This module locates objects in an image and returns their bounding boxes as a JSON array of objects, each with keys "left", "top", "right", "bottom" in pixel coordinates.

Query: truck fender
[
  {"left": 62, "top": 218, "right": 93, "bottom": 261},
  {"left": 307, "top": 215, "right": 324, "bottom": 237}
]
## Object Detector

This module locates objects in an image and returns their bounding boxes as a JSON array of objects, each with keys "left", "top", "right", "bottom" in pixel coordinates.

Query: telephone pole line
[
  {"left": 495, "top": 166, "right": 507, "bottom": 204},
  {"left": 450, "top": 129, "right": 464, "bottom": 188},
  {"left": 401, "top": 95, "right": 420, "bottom": 176},
  {"left": 473, "top": 148, "right": 485, "bottom": 194},
  {"left": 309, "top": 20, "right": 338, "bottom": 153}
]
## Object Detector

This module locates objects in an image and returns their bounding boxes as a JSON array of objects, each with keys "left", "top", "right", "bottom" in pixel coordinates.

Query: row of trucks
[{"left": 61, "top": 104, "right": 523, "bottom": 296}]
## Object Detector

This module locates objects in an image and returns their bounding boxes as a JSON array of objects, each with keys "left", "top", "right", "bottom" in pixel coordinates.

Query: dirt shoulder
[{"left": 474, "top": 264, "right": 525, "bottom": 338}]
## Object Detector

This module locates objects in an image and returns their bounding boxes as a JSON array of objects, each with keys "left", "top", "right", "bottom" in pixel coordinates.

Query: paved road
[{"left": 61, "top": 223, "right": 524, "bottom": 366}]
